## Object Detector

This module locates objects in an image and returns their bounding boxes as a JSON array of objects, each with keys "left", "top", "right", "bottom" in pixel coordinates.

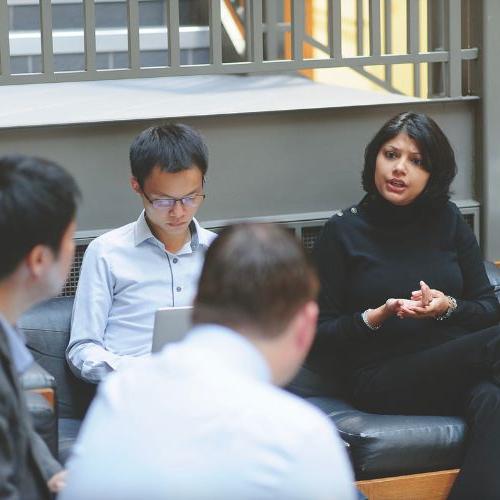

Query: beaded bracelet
[{"left": 362, "top": 309, "right": 381, "bottom": 331}]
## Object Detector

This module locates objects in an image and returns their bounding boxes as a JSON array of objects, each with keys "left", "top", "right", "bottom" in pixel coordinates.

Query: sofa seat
[
  {"left": 59, "top": 418, "right": 83, "bottom": 464},
  {"left": 307, "top": 396, "right": 465, "bottom": 480}
]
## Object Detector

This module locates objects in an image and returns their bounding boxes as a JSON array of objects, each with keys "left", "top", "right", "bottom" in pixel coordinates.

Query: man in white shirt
[
  {"left": 67, "top": 124, "right": 216, "bottom": 383},
  {"left": 62, "top": 223, "right": 356, "bottom": 500}
]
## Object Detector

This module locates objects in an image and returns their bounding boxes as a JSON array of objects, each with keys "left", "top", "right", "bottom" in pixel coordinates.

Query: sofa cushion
[
  {"left": 308, "top": 396, "right": 466, "bottom": 480},
  {"left": 18, "top": 297, "right": 95, "bottom": 420},
  {"left": 58, "top": 418, "right": 83, "bottom": 465}
]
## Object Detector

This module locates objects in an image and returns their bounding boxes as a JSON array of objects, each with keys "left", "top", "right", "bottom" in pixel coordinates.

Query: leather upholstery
[
  {"left": 21, "top": 362, "right": 56, "bottom": 391},
  {"left": 25, "top": 390, "right": 58, "bottom": 457},
  {"left": 302, "top": 262, "right": 500, "bottom": 479},
  {"left": 16, "top": 262, "right": 500, "bottom": 476},
  {"left": 18, "top": 297, "right": 96, "bottom": 420},
  {"left": 19, "top": 298, "right": 95, "bottom": 463}
]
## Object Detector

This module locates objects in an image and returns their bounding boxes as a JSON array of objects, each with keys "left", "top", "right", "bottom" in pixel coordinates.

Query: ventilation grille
[
  {"left": 60, "top": 243, "right": 89, "bottom": 297},
  {"left": 60, "top": 205, "right": 479, "bottom": 297}
]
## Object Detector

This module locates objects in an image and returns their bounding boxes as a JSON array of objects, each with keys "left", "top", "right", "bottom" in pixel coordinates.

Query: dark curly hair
[{"left": 362, "top": 112, "right": 457, "bottom": 205}]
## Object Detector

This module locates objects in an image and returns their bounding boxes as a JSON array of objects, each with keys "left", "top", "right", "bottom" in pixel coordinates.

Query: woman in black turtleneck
[{"left": 307, "top": 112, "right": 500, "bottom": 500}]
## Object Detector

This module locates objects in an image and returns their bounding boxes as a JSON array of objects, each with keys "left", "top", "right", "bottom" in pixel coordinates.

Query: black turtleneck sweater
[{"left": 307, "top": 196, "right": 500, "bottom": 385}]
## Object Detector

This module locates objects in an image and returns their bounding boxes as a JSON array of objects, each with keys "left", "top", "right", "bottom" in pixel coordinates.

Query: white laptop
[{"left": 151, "top": 306, "right": 193, "bottom": 353}]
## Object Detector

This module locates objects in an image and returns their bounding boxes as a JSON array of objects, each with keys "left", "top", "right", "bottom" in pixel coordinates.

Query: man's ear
[
  {"left": 294, "top": 301, "right": 319, "bottom": 354},
  {"left": 130, "top": 176, "right": 141, "bottom": 194},
  {"left": 25, "top": 244, "right": 52, "bottom": 280}
]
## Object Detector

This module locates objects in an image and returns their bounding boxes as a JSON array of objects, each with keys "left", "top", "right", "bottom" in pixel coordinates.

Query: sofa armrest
[
  {"left": 21, "top": 361, "right": 56, "bottom": 391},
  {"left": 25, "top": 390, "right": 58, "bottom": 457},
  {"left": 485, "top": 261, "right": 500, "bottom": 299}
]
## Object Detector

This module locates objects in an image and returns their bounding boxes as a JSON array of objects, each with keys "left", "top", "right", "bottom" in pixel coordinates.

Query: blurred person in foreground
[
  {"left": 0, "top": 155, "right": 80, "bottom": 498},
  {"left": 61, "top": 223, "right": 355, "bottom": 500}
]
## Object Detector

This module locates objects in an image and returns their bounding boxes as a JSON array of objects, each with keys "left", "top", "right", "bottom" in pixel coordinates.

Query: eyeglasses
[{"left": 142, "top": 190, "right": 206, "bottom": 210}]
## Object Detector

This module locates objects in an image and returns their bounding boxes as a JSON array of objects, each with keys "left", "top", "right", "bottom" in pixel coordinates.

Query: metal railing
[{"left": 0, "top": 0, "right": 478, "bottom": 97}]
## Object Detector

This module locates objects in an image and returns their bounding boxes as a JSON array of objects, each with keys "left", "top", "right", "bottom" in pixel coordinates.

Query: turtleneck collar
[{"left": 358, "top": 192, "right": 446, "bottom": 226}]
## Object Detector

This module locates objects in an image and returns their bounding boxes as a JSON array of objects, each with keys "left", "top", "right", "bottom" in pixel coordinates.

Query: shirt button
[
  {"left": 176, "top": 286, "right": 182, "bottom": 292},
  {"left": 173, "top": 258, "right": 178, "bottom": 264},
  {"left": 350, "top": 207, "right": 358, "bottom": 214}
]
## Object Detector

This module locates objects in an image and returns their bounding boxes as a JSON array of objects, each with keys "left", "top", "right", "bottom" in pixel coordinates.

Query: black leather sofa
[
  {"left": 291, "top": 261, "right": 500, "bottom": 481},
  {"left": 19, "top": 297, "right": 95, "bottom": 463},
  {"left": 17, "top": 262, "right": 500, "bottom": 478}
]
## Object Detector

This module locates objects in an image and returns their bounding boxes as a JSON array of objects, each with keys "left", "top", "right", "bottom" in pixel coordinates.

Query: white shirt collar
[
  {"left": 181, "top": 324, "right": 272, "bottom": 384},
  {"left": 133, "top": 211, "right": 211, "bottom": 252}
]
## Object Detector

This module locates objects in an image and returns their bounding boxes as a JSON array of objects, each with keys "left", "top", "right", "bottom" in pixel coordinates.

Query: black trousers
[{"left": 351, "top": 325, "right": 500, "bottom": 500}]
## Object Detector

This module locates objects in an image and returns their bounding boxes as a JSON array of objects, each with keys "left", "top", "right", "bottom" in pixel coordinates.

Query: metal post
[
  {"left": 291, "top": 0, "right": 303, "bottom": 61},
  {"left": 127, "top": 0, "right": 140, "bottom": 69},
  {"left": 384, "top": 0, "right": 392, "bottom": 88},
  {"left": 328, "top": 0, "right": 342, "bottom": 60},
  {"left": 210, "top": 0, "right": 223, "bottom": 66},
  {"left": 252, "top": 0, "right": 263, "bottom": 63},
  {"left": 427, "top": 0, "right": 445, "bottom": 97},
  {"left": 369, "top": 0, "right": 381, "bottom": 56},
  {"left": 356, "top": 0, "right": 363, "bottom": 55},
  {"left": 83, "top": 0, "right": 96, "bottom": 72},
  {"left": 40, "top": 0, "right": 54, "bottom": 74},
  {"left": 407, "top": 0, "right": 420, "bottom": 96},
  {"left": 446, "top": 0, "right": 461, "bottom": 97},
  {"left": 0, "top": 0, "right": 10, "bottom": 78},
  {"left": 168, "top": 0, "right": 180, "bottom": 67},
  {"left": 265, "top": 0, "right": 278, "bottom": 61}
]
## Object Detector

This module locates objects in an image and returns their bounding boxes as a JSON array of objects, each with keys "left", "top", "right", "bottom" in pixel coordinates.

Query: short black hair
[
  {"left": 193, "top": 223, "right": 319, "bottom": 336},
  {"left": 0, "top": 155, "right": 80, "bottom": 280},
  {"left": 362, "top": 112, "right": 457, "bottom": 205},
  {"left": 129, "top": 123, "right": 208, "bottom": 187}
]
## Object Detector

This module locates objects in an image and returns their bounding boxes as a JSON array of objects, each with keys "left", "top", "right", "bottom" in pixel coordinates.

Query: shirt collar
[
  {"left": 182, "top": 324, "right": 272, "bottom": 383},
  {"left": 0, "top": 314, "right": 34, "bottom": 375},
  {"left": 134, "top": 211, "right": 207, "bottom": 253}
]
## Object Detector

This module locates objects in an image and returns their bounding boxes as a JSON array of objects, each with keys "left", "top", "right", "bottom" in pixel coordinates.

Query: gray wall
[{"left": 0, "top": 100, "right": 476, "bottom": 233}]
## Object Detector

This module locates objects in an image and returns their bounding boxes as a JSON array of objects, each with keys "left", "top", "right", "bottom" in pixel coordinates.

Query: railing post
[
  {"left": 0, "top": 0, "right": 10, "bottom": 79},
  {"left": 407, "top": 0, "right": 420, "bottom": 96},
  {"left": 210, "top": 0, "right": 223, "bottom": 66},
  {"left": 83, "top": 0, "right": 96, "bottom": 72},
  {"left": 127, "top": 0, "right": 140, "bottom": 69},
  {"left": 328, "top": 0, "right": 342, "bottom": 60},
  {"left": 369, "top": 0, "right": 381, "bottom": 56},
  {"left": 427, "top": 0, "right": 445, "bottom": 97},
  {"left": 291, "top": 0, "right": 303, "bottom": 61},
  {"left": 40, "top": 0, "right": 54, "bottom": 75},
  {"left": 446, "top": 0, "right": 461, "bottom": 97},
  {"left": 167, "top": 0, "right": 180, "bottom": 67},
  {"left": 265, "top": 0, "right": 278, "bottom": 60},
  {"left": 251, "top": 0, "right": 263, "bottom": 63},
  {"left": 356, "top": 0, "right": 364, "bottom": 55}
]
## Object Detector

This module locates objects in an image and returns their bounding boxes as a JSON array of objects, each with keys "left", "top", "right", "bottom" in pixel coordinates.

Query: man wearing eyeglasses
[{"left": 67, "top": 124, "right": 216, "bottom": 384}]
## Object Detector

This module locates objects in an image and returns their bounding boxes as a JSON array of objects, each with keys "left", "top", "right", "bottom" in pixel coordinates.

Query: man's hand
[{"left": 47, "top": 470, "right": 67, "bottom": 493}]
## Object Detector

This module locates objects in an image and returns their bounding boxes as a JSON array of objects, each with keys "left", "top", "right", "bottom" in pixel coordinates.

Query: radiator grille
[
  {"left": 60, "top": 244, "right": 88, "bottom": 297},
  {"left": 59, "top": 206, "right": 479, "bottom": 296}
]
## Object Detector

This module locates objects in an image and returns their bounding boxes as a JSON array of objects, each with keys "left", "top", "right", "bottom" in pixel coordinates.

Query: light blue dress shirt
[
  {"left": 62, "top": 324, "right": 356, "bottom": 500},
  {"left": 0, "top": 314, "right": 33, "bottom": 375},
  {"left": 67, "top": 212, "right": 216, "bottom": 383}
]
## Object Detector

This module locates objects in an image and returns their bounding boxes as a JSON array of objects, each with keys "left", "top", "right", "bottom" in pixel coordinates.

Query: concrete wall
[{"left": 0, "top": 99, "right": 476, "bottom": 234}]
